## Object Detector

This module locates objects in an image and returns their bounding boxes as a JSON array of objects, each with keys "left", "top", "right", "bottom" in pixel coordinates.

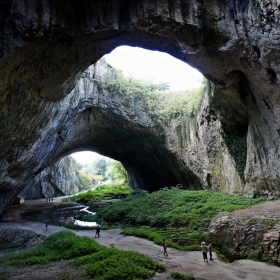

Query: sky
[
  {"left": 71, "top": 151, "right": 107, "bottom": 164},
  {"left": 103, "top": 46, "right": 202, "bottom": 91},
  {"left": 72, "top": 46, "right": 203, "bottom": 164}
]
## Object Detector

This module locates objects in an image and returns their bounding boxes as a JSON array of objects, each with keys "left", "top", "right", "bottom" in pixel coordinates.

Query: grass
[
  {"left": 70, "top": 248, "right": 165, "bottom": 279},
  {"left": 0, "top": 231, "right": 103, "bottom": 265},
  {"left": 96, "top": 189, "right": 265, "bottom": 230},
  {"left": 0, "top": 231, "right": 165, "bottom": 280},
  {"left": 64, "top": 183, "right": 133, "bottom": 204},
  {"left": 95, "top": 189, "right": 265, "bottom": 250},
  {"left": 121, "top": 227, "right": 202, "bottom": 251},
  {"left": 171, "top": 271, "right": 196, "bottom": 280}
]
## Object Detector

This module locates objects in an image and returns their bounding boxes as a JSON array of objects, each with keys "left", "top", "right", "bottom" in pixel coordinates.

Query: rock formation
[
  {"left": 20, "top": 156, "right": 81, "bottom": 200},
  {"left": 208, "top": 200, "right": 280, "bottom": 265},
  {"left": 1, "top": 1, "right": 280, "bottom": 217}
]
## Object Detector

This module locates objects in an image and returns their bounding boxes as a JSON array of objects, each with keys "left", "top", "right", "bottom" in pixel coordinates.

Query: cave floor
[{"left": 1, "top": 198, "right": 280, "bottom": 280}]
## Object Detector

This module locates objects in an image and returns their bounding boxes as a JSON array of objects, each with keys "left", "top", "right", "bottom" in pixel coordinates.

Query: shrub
[
  {"left": 65, "top": 183, "right": 133, "bottom": 204},
  {"left": 97, "top": 190, "right": 265, "bottom": 230},
  {"left": 171, "top": 271, "right": 195, "bottom": 280},
  {"left": 0, "top": 231, "right": 165, "bottom": 280},
  {"left": 0, "top": 231, "right": 103, "bottom": 265}
]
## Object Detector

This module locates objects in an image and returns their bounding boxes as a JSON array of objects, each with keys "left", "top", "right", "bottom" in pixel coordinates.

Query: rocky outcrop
[
  {"left": 1, "top": 1, "right": 280, "bottom": 216},
  {"left": 20, "top": 156, "right": 81, "bottom": 200},
  {"left": 0, "top": 228, "right": 44, "bottom": 253},
  {"left": 208, "top": 200, "right": 280, "bottom": 264}
]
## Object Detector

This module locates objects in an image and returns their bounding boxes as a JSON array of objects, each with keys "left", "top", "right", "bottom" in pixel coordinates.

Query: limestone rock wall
[
  {"left": 164, "top": 91, "right": 244, "bottom": 195},
  {"left": 20, "top": 156, "right": 81, "bottom": 199},
  {"left": 1, "top": 1, "right": 280, "bottom": 216}
]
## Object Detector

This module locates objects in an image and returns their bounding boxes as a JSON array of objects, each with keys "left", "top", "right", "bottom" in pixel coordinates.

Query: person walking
[
  {"left": 95, "top": 225, "right": 100, "bottom": 238},
  {"left": 163, "top": 239, "right": 168, "bottom": 256},
  {"left": 208, "top": 242, "right": 213, "bottom": 260},
  {"left": 45, "top": 219, "right": 48, "bottom": 231},
  {"left": 201, "top": 242, "right": 208, "bottom": 262}
]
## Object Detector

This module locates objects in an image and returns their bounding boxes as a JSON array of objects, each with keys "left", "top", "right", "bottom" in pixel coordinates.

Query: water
[
  {"left": 79, "top": 206, "right": 96, "bottom": 215},
  {"left": 74, "top": 206, "right": 98, "bottom": 227},
  {"left": 74, "top": 220, "right": 98, "bottom": 227}
]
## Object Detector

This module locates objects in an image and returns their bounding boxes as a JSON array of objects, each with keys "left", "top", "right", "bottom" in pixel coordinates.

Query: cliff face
[
  {"left": 1, "top": 1, "right": 280, "bottom": 217},
  {"left": 20, "top": 156, "right": 81, "bottom": 199}
]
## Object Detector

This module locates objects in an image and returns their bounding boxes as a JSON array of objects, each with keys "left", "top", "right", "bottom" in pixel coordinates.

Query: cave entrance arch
[
  {"left": 62, "top": 46, "right": 205, "bottom": 192},
  {"left": 2, "top": 0, "right": 278, "bottom": 217}
]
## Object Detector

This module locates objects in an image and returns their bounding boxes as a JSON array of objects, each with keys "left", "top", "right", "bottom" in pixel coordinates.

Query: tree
[
  {"left": 106, "top": 160, "right": 128, "bottom": 184},
  {"left": 77, "top": 170, "right": 93, "bottom": 189},
  {"left": 92, "top": 158, "right": 110, "bottom": 177},
  {"left": 70, "top": 156, "right": 83, "bottom": 170},
  {"left": 157, "top": 82, "right": 170, "bottom": 91},
  {"left": 92, "top": 175, "right": 103, "bottom": 184}
]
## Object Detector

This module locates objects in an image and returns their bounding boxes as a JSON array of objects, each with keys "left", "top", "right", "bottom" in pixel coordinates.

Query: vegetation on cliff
[{"left": 103, "top": 69, "right": 205, "bottom": 126}]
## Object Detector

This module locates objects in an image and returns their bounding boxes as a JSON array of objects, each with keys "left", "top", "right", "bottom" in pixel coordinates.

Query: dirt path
[{"left": 1, "top": 199, "right": 280, "bottom": 280}]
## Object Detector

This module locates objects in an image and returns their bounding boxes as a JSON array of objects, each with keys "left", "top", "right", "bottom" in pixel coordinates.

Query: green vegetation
[
  {"left": 105, "top": 69, "right": 159, "bottom": 101},
  {"left": 0, "top": 231, "right": 165, "bottom": 279},
  {"left": 70, "top": 156, "right": 94, "bottom": 189},
  {"left": 96, "top": 189, "right": 265, "bottom": 230},
  {"left": 171, "top": 271, "right": 195, "bottom": 280},
  {"left": 106, "top": 160, "right": 128, "bottom": 185},
  {"left": 155, "top": 88, "right": 204, "bottom": 125},
  {"left": 70, "top": 248, "right": 165, "bottom": 279},
  {"left": 103, "top": 69, "right": 205, "bottom": 127},
  {"left": 71, "top": 156, "right": 111, "bottom": 187},
  {"left": 65, "top": 183, "right": 133, "bottom": 204},
  {"left": 0, "top": 231, "right": 102, "bottom": 265},
  {"left": 95, "top": 189, "right": 265, "bottom": 251},
  {"left": 121, "top": 227, "right": 202, "bottom": 251}
]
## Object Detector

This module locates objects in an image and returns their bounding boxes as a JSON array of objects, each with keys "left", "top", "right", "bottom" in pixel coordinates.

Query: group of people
[
  {"left": 201, "top": 241, "right": 213, "bottom": 262},
  {"left": 162, "top": 239, "right": 213, "bottom": 262}
]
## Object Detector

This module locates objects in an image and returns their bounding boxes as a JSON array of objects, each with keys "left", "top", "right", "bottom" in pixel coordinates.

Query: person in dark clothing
[
  {"left": 163, "top": 239, "right": 168, "bottom": 256},
  {"left": 208, "top": 242, "right": 213, "bottom": 260},
  {"left": 95, "top": 225, "right": 100, "bottom": 238}
]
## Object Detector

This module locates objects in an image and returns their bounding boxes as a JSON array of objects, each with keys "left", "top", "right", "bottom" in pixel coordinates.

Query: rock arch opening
[{"left": 1, "top": 0, "right": 280, "bottom": 217}]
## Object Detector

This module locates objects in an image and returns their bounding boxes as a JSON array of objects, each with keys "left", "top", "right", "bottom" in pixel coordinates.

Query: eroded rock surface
[
  {"left": 20, "top": 156, "right": 81, "bottom": 200},
  {"left": 0, "top": 227, "right": 44, "bottom": 255},
  {"left": 1, "top": 1, "right": 280, "bottom": 216},
  {"left": 208, "top": 200, "right": 280, "bottom": 264}
]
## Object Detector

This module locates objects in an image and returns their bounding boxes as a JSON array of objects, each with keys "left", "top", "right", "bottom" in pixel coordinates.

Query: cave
[{"left": 1, "top": 1, "right": 280, "bottom": 218}]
